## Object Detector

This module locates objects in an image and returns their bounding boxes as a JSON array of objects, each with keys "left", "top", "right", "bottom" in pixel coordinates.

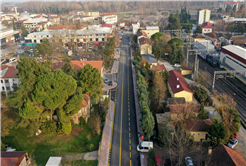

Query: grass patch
[
  {"left": 62, "top": 160, "right": 98, "bottom": 166},
  {"left": 2, "top": 121, "right": 101, "bottom": 166}
]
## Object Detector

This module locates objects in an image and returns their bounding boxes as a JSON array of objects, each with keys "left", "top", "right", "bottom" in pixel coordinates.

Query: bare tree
[{"left": 153, "top": 72, "right": 167, "bottom": 110}]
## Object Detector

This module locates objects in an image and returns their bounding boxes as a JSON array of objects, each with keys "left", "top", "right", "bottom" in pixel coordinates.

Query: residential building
[
  {"left": 139, "top": 37, "right": 152, "bottom": 55},
  {"left": 116, "top": 22, "right": 125, "bottom": 27},
  {"left": 185, "top": 119, "right": 212, "bottom": 142},
  {"left": 45, "top": 157, "right": 62, "bottom": 166},
  {"left": 52, "top": 60, "right": 104, "bottom": 77},
  {"left": 223, "top": 17, "right": 246, "bottom": 26},
  {"left": 131, "top": 23, "right": 140, "bottom": 35},
  {"left": 151, "top": 64, "right": 166, "bottom": 73},
  {"left": 137, "top": 31, "right": 148, "bottom": 44},
  {"left": 0, "top": 65, "right": 19, "bottom": 96},
  {"left": 141, "top": 54, "right": 158, "bottom": 68},
  {"left": 83, "top": 11, "right": 100, "bottom": 18},
  {"left": 220, "top": 45, "right": 246, "bottom": 77},
  {"left": 70, "top": 94, "right": 91, "bottom": 124},
  {"left": 220, "top": 2, "right": 238, "bottom": 11},
  {"left": 142, "top": 26, "right": 159, "bottom": 38},
  {"left": 22, "top": 18, "right": 49, "bottom": 30},
  {"left": 98, "top": 13, "right": 117, "bottom": 24},
  {"left": 69, "top": 10, "right": 83, "bottom": 16},
  {"left": 191, "top": 34, "right": 206, "bottom": 41},
  {"left": 197, "top": 9, "right": 211, "bottom": 25},
  {"left": 16, "top": 19, "right": 28, "bottom": 29},
  {"left": 24, "top": 27, "right": 113, "bottom": 48},
  {"left": 209, "top": 145, "right": 246, "bottom": 166},
  {"left": 201, "top": 22, "right": 213, "bottom": 34},
  {"left": 228, "top": 35, "right": 246, "bottom": 47},
  {"left": 1, "top": 151, "right": 31, "bottom": 166},
  {"left": 204, "top": 33, "right": 221, "bottom": 48},
  {"left": 47, "top": 25, "right": 86, "bottom": 30},
  {"left": 0, "top": 25, "right": 20, "bottom": 44},
  {"left": 48, "top": 16, "right": 60, "bottom": 24},
  {"left": 167, "top": 70, "right": 194, "bottom": 102}
]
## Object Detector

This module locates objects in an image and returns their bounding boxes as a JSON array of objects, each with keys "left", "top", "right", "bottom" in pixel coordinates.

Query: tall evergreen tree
[
  {"left": 13, "top": 20, "right": 16, "bottom": 30},
  {"left": 21, "top": 23, "right": 28, "bottom": 37}
]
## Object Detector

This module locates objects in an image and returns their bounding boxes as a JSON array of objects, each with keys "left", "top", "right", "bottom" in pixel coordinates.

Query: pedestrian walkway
[{"left": 63, "top": 150, "right": 98, "bottom": 161}]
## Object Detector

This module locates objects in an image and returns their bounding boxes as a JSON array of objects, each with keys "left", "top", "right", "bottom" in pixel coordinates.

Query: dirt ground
[{"left": 234, "top": 126, "right": 246, "bottom": 160}]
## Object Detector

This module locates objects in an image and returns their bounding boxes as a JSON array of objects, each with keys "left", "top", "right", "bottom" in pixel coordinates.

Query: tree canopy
[
  {"left": 13, "top": 20, "right": 16, "bottom": 30},
  {"left": 151, "top": 32, "right": 164, "bottom": 42},
  {"left": 21, "top": 23, "right": 29, "bottom": 37},
  {"left": 153, "top": 45, "right": 161, "bottom": 61},
  {"left": 168, "top": 38, "right": 184, "bottom": 47},
  {"left": 208, "top": 118, "right": 225, "bottom": 147},
  {"left": 195, "top": 87, "right": 208, "bottom": 102},
  {"left": 102, "top": 37, "right": 115, "bottom": 70},
  {"left": 34, "top": 38, "right": 53, "bottom": 62},
  {"left": 168, "top": 13, "right": 181, "bottom": 30}
]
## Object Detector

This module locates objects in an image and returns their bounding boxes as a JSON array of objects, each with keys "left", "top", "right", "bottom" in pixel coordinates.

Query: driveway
[{"left": 158, "top": 59, "right": 174, "bottom": 71}]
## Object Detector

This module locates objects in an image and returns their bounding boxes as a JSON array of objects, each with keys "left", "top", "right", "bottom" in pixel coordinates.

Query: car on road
[
  {"left": 108, "top": 81, "right": 113, "bottom": 86},
  {"left": 137, "top": 141, "right": 153, "bottom": 153},
  {"left": 174, "top": 64, "right": 181, "bottom": 68},
  {"left": 1, "top": 59, "right": 5, "bottom": 64},
  {"left": 104, "top": 78, "right": 108, "bottom": 83},
  {"left": 227, "top": 138, "right": 238, "bottom": 149},
  {"left": 185, "top": 156, "right": 194, "bottom": 166}
]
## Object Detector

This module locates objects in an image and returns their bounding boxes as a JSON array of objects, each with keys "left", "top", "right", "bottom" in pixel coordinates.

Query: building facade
[
  {"left": 99, "top": 13, "right": 117, "bottom": 24},
  {"left": 197, "top": 9, "right": 211, "bottom": 25},
  {"left": 220, "top": 2, "right": 238, "bottom": 11},
  {"left": 201, "top": 22, "right": 213, "bottom": 34},
  {"left": 0, "top": 25, "right": 20, "bottom": 44},
  {"left": 142, "top": 26, "right": 159, "bottom": 38}
]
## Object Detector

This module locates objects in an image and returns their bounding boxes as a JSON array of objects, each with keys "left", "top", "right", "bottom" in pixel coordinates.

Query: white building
[
  {"left": 142, "top": 26, "right": 159, "bottom": 38},
  {"left": 197, "top": 9, "right": 211, "bottom": 25},
  {"left": 132, "top": 23, "right": 140, "bottom": 35},
  {"left": 0, "top": 65, "right": 19, "bottom": 96},
  {"left": 23, "top": 18, "right": 49, "bottom": 30},
  {"left": 220, "top": 2, "right": 238, "bottom": 11},
  {"left": 0, "top": 25, "right": 20, "bottom": 44},
  {"left": 220, "top": 45, "right": 246, "bottom": 77},
  {"left": 98, "top": 13, "right": 117, "bottom": 24}
]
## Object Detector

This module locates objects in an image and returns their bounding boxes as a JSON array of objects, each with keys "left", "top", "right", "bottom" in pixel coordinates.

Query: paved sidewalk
[
  {"left": 102, "top": 81, "right": 117, "bottom": 95},
  {"left": 63, "top": 151, "right": 98, "bottom": 161}
]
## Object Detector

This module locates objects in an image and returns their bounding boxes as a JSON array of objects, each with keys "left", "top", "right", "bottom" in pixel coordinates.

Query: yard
[{"left": 1, "top": 109, "right": 101, "bottom": 166}]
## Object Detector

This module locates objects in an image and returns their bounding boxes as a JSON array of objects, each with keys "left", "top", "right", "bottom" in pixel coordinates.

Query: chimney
[
  {"left": 177, "top": 77, "right": 179, "bottom": 81},
  {"left": 208, "top": 146, "right": 212, "bottom": 155},
  {"left": 177, "top": 85, "right": 180, "bottom": 88}
]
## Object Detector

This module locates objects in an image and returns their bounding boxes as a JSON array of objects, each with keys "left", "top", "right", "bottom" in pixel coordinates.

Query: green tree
[
  {"left": 61, "top": 55, "right": 76, "bottom": 77},
  {"left": 168, "top": 38, "right": 183, "bottom": 47},
  {"left": 13, "top": 20, "right": 16, "bottom": 30},
  {"left": 102, "top": 37, "right": 115, "bottom": 70},
  {"left": 141, "top": 111, "right": 155, "bottom": 139},
  {"left": 101, "top": 20, "right": 106, "bottom": 24},
  {"left": 147, "top": 149, "right": 156, "bottom": 166},
  {"left": 151, "top": 32, "right": 164, "bottom": 42},
  {"left": 34, "top": 38, "right": 52, "bottom": 62},
  {"left": 208, "top": 118, "right": 225, "bottom": 147},
  {"left": 1, "top": 141, "right": 6, "bottom": 151},
  {"left": 178, "top": 46, "right": 185, "bottom": 63},
  {"left": 153, "top": 45, "right": 161, "bottom": 61},
  {"left": 195, "top": 26, "right": 202, "bottom": 34},
  {"left": 162, "top": 70, "right": 170, "bottom": 83},
  {"left": 198, "top": 103, "right": 208, "bottom": 119},
  {"left": 195, "top": 87, "right": 208, "bottom": 102},
  {"left": 168, "top": 13, "right": 181, "bottom": 30},
  {"left": 171, "top": 43, "right": 178, "bottom": 63},
  {"left": 21, "top": 23, "right": 29, "bottom": 37},
  {"left": 77, "top": 64, "right": 104, "bottom": 98}
]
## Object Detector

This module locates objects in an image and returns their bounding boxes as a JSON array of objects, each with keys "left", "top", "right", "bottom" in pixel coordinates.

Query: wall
[
  {"left": 181, "top": 70, "right": 193, "bottom": 75},
  {"left": 197, "top": 10, "right": 204, "bottom": 25},
  {"left": 1, "top": 78, "right": 19, "bottom": 96},
  {"left": 167, "top": 82, "right": 174, "bottom": 97},
  {"left": 140, "top": 44, "right": 152, "bottom": 54},
  {"left": 174, "top": 91, "right": 193, "bottom": 102},
  {"left": 190, "top": 131, "right": 209, "bottom": 142},
  {"left": 202, "top": 28, "right": 212, "bottom": 34},
  {"left": 142, "top": 29, "right": 159, "bottom": 38}
]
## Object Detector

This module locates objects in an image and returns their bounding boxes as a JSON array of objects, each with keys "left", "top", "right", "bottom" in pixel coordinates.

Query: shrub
[
  {"left": 80, "top": 116, "right": 86, "bottom": 127},
  {"left": 147, "top": 149, "right": 156, "bottom": 166},
  {"left": 198, "top": 103, "right": 208, "bottom": 119},
  {"left": 1, "top": 141, "right": 6, "bottom": 151},
  {"left": 88, "top": 143, "right": 95, "bottom": 151},
  {"left": 88, "top": 113, "right": 101, "bottom": 135},
  {"left": 41, "top": 120, "right": 58, "bottom": 135}
]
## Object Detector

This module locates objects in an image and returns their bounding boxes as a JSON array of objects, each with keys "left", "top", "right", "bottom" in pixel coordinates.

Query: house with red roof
[
  {"left": 137, "top": 31, "right": 148, "bottom": 44},
  {"left": 98, "top": 13, "right": 117, "bottom": 24},
  {"left": 209, "top": 145, "right": 246, "bottom": 166},
  {"left": 185, "top": 119, "right": 212, "bottom": 142},
  {"left": 0, "top": 65, "right": 19, "bottom": 96},
  {"left": 167, "top": 70, "right": 194, "bottom": 102},
  {"left": 1, "top": 151, "right": 30, "bottom": 166},
  {"left": 204, "top": 32, "right": 221, "bottom": 48},
  {"left": 152, "top": 64, "right": 166, "bottom": 73},
  {"left": 220, "top": 2, "right": 238, "bottom": 12},
  {"left": 52, "top": 60, "right": 104, "bottom": 77},
  {"left": 70, "top": 94, "right": 91, "bottom": 124},
  {"left": 139, "top": 37, "right": 152, "bottom": 54},
  {"left": 202, "top": 22, "right": 213, "bottom": 34}
]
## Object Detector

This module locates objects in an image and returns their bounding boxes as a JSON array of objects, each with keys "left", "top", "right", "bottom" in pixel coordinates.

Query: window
[
  {"left": 103, "top": 34, "right": 105, "bottom": 36},
  {"left": 83, "top": 39, "right": 86, "bottom": 42},
  {"left": 2, "top": 87, "right": 4, "bottom": 90},
  {"left": 198, "top": 133, "right": 200, "bottom": 136},
  {"left": 90, "top": 38, "right": 92, "bottom": 41},
  {"left": 193, "top": 133, "right": 195, "bottom": 136},
  {"left": 1, "top": 80, "right": 3, "bottom": 83},
  {"left": 34, "top": 36, "right": 36, "bottom": 38},
  {"left": 102, "top": 38, "right": 104, "bottom": 41},
  {"left": 41, "top": 35, "right": 43, "bottom": 38},
  {"left": 96, "top": 38, "right": 98, "bottom": 41},
  {"left": 5, "top": 80, "right": 9, "bottom": 83},
  {"left": 6, "top": 87, "right": 10, "bottom": 90},
  {"left": 13, "top": 79, "right": 14, "bottom": 81},
  {"left": 47, "top": 35, "right": 49, "bottom": 37},
  {"left": 34, "top": 40, "right": 36, "bottom": 43},
  {"left": 96, "top": 34, "right": 98, "bottom": 36}
]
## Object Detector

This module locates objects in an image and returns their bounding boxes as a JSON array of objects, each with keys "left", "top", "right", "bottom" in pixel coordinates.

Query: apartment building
[
  {"left": 0, "top": 25, "right": 20, "bottom": 44},
  {"left": 220, "top": 2, "right": 238, "bottom": 11},
  {"left": 0, "top": 65, "right": 19, "bottom": 96},
  {"left": 98, "top": 13, "right": 117, "bottom": 24},
  {"left": 197, "top": 9, "right": 211, "bottom": 25}
]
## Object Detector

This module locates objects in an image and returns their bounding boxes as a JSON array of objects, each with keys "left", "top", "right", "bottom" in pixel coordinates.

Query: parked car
[
  {"left": 185, "top": 156, "right": 194, "bottom": 166},
  {"left": 108, "top": 81, "right": 113, "bottom": 86},
  {"left": 104, "top": 78, "right": 108, "bottom": 83},
  {"left": 137, "top": 141, "right": 153, "bottom": 153},
  {"left": 228, "top": 138, "right": 238, "bottom": 149},
  {"left": 174, "top": 64, "right": 181, "bottom": 68},
  {"left": 9, "top": 58, "right": 17, "bottom": 63}
]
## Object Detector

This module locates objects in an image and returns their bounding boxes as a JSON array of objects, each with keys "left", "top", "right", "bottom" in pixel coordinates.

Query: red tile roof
[
  {"left": 167, "top": 70, "right": 194, "bottom": 94},
  {"left": 205, "top": 33, "right": 219, "bottom": 40},
  {"left": 202, "top": 22, "right": 213, "bottom": 29},
  {"left": 192, "top": 34, "right": 205, "bottom": 39},
  {"left": 100, "top": 13, "right": 115, "bottom": 16},
  {"left": 185, "top": 119, "right": 212, "bottom": 132},
  {"left": 52, "top": 60, "right": 103, "bottom": 73},
  {"left": 16, "top": 19, "right": 27, "bottom": 23},
  {"left": 221, "top": 2, "right": 238, "bottom": 5},
  {"left": 1, "top": 151, "right": 27, "bottom": 166},
  {"left": 137, "top": 31, "right": 148, "bottom": 37},
  {"left": 1, "top": 66, "right": 18, "bottom": 78},
  {"left": 47, "top": 25, "right": 85, "bottom": 30},
  {"left": 1, "top": 65, "right": 8, "bottom": 70},
  {"left": 81, "top": 94, "right": 90, "bottom": 107},
  {"left": 139, "top": 37, "right": 152, "bottom": 45},
  {"left": 101, "top": 24, "right": 113, "bottom": 28},
  {"left": 152, "top": 64, "right": 166, "bottom": 71},
  {"left": 181, "top": 68, "right": 192, "bottom": 71},
  {"left": 210, "top": 145, "right": 246, "bottom": 166}
]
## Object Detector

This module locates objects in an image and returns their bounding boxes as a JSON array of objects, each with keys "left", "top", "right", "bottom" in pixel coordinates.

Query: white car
[
  {"left": 228, "top": 138, "right": 238, "bottom": 148},
  {"left": 174, "top": 64, "right": 181, "bottom": 68},
  {"left": 185, "top": 156, "right": 194, "bottom": 166}
]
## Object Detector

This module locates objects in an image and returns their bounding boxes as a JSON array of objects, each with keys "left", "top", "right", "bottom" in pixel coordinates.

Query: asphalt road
[{"left": 109, "top": 34, "right": 140, "bottom": 166}]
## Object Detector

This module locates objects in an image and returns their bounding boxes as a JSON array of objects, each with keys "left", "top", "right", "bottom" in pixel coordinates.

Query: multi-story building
[
  {"left": 142, "top": 26, "right": 159, "bottom": 38},
  {"left": 98, "top": 13, "right": 117, "bottom": 24},
  {"left": 23, "top": 18, "right": 49, "bottom": 30},
  {"left": 197, "top": 9, "right": 211, "bottom": 25},
  {"left": 201, "top": 22, "right": 213, "bottom": 34},
  {"left": 220, "top": 2, "right": 238, "bottom": 11},
  {"left": 83, "top": 11, "right": 100, "bottom": 18},
  {"left": 0, "top": 25, "right": 20, "bottom": 44},
  {"left": 0, "top": 65, "right": 19, "bottom": 96}
]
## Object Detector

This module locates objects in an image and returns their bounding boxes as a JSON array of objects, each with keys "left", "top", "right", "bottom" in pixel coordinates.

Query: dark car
[{"left": 108, "top": 81, "right": 113, "bottom": 86}]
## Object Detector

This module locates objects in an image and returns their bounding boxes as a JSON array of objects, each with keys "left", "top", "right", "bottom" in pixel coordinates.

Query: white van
[
  {"left": 137, "top": 141, "right": 153, "bottom": 153},
  {"left": 9, "top": 58, "right": 17, "bottom": 63}
]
